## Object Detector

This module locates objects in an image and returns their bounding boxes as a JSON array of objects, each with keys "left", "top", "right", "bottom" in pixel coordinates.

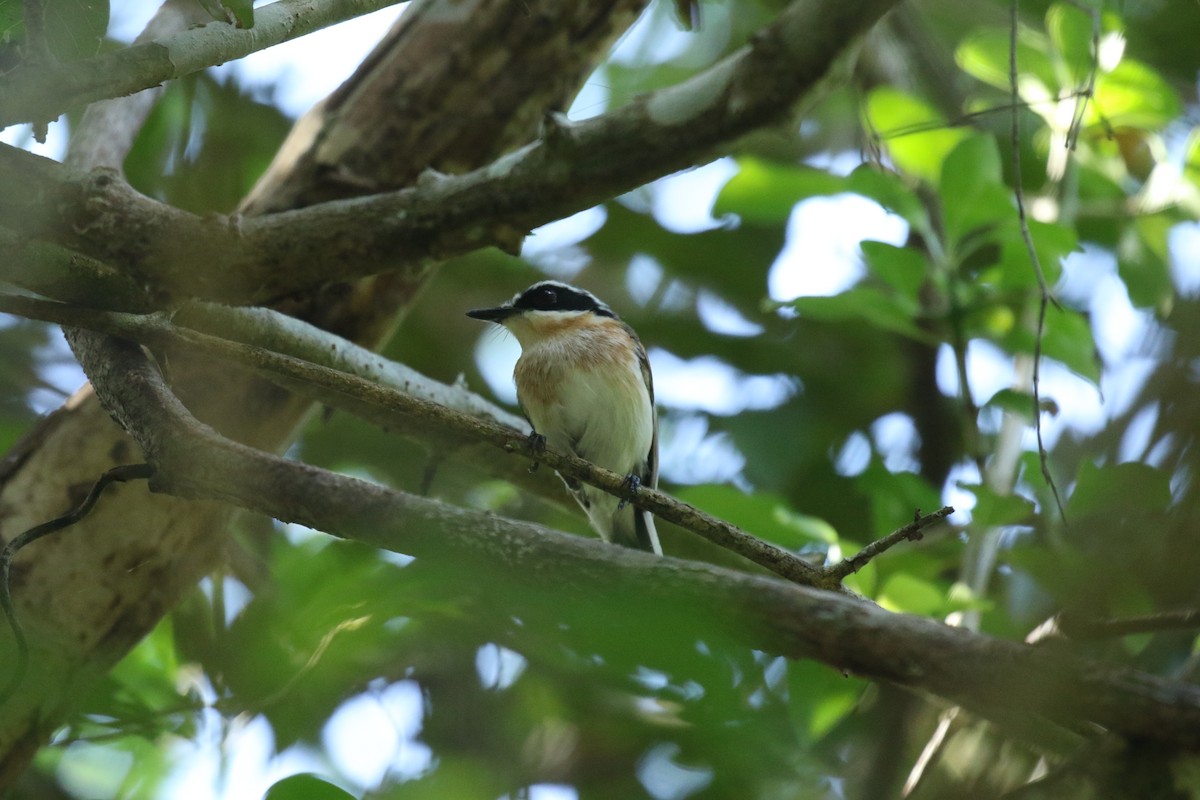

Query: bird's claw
[
  {"left": 526, "top": 431, "right": 546, "bottom": 473},
  {"left": 617, "top": 473, "right": 642, "bottom": 511}
]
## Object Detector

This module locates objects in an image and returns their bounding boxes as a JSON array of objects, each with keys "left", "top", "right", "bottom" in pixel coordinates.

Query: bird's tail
[{"left": 612, "top": 502, "right": 661, "bottom": 555}]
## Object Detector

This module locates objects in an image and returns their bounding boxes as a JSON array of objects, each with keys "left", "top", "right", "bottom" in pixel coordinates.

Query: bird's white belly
[{"left": 527, "top": 360, "right": 653, "bottom": 477}]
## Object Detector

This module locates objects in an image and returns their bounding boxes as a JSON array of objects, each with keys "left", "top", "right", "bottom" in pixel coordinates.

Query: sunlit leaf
[
  {"left": 786, "top": 660, "right": 866, "bottom": 743},
  {"left": 675, "top": 484, "right": 837, "bottom": 551},
  {"left": 1046, "top": 2, "right": 1097, "bottom": 85},
  {"left": 865, "top": 87, "right": 969, "bottom": 183},
  {"left": 713, "top": 158, "right": 846, "bottom": 225},
  {"left": 1093, "top": 58, "right": 1181, "bottom": 130},
  {"left": 956, "top": 28, "right": 1058, "bottom": 95},
  {"left": 877, "top": 573, "right": 945, "bottom": 615}
]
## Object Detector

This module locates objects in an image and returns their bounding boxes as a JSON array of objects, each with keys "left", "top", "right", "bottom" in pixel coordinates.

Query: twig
[
  {"left": 1009, "top": 0, "right": 1067, "bottom": 525},
  {"left": 0, "top": 0, "right": 401, "bottom": 129},
  {"left": 825, "top": 507, "right": 953, "bottom": 581},
  {"left": 0, "top": 463, "right": 154, "bottom": 706},
  {"left": 1056, "top": 609, "right": 1200, "bottom": 640},
  {"left": 1032, "top": 296, "right": 1067, "bottom": 522}
]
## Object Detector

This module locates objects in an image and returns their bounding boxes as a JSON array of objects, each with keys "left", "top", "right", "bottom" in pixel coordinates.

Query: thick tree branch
[
  {"left": 0, "top": 294, "right": 846, "bottom": 589},
  {"left": 63, "top": 330, "right": 1200, "bottom": 751},
  {"left": 0, "top": 0, "right": 900, "bottom": 309},
  {"left": 0, "top": 0, "right": 401, "bottom": 130}
]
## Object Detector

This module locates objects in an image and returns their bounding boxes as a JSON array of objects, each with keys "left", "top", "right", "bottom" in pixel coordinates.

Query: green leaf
[
  {"left": 0, "top": 0, "right": 109, "bottom": 62},
  {"left": 956, "top": 28, "right": 1059, "bottom": 95},
  {"left": 223, "top": 0, "right": 254, "bottom": 27},
  {"left": 713, "top": 158, "right": 847, "bottom": 225},
  {"left": 855, "top": 459, "right": 943, "bottom": 540},
  {"left": 988, "top": 219, "right": 1075, "bottom": 291},
  {"left": 791, "top": 288, "right": 933, "bottom": 342},
  {"left": 1093, "top": 58, "right": 1181, "bottom": 130},
  {"left": 675, "top": 484, "right": 837, "bottom": 551},
  {"left": 984, "top": 388, "right": 1035, "bottom": 420},
  {"left": 1185, "top": 128, "right": 1200, "bottom": 190},
  {"left": 786, "top": 660, "right": 866, "bottom": 743},
  {"left": 938, "top": 135, "right": 1015, "bottom": 251},
  {"left": 992, "top": 219, "right": 1075, "bottom": 290},
  {"left": 877, "top": 573, "right": 945, "bottom": 616},
  {"left": 865, "top": 87, "right": 969, "bottom": 183},
  {"left": 264, "top": 774, "right": 356, "bottom": 800},
  {"left": 999, "top": 303, "right": 1098, "bottom": 384},
  {"left": 960, "top": 483, "right": 1036, "bottom": 527},
  {"left": 1117, "top": 214, "right": 1175, "bottom": 311},
  {"left": 1046, "top": 2, "right": 1097, "bottom": 85},
  {"left": 1039, "top": 304, "right": 1100, "bottom": 383},
  {"left": 846, "top": 164, "right": 932, "bottom": 235},
  {"left": 1068, "top": 462, "right": 1172, "bottom": 517},
  {"left": 860, "top": 241, "right": 928, "bottom": 302}
]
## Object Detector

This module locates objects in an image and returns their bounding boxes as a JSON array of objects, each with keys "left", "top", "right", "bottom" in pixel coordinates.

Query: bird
[{"left": 467, "top": 281, "right": 662, "bottom": 554}]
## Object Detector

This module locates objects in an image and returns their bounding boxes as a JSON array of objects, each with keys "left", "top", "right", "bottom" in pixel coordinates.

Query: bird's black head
[{"left": 467, "top": 281, "right": 616, "bottom": 322}]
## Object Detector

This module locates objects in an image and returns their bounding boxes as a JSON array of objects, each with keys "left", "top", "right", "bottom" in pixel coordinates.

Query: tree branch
[
  {"left": 826, "top": 507, "right": 953, "bottom": 580},
  {"left": 0, "top": 0, "right": 900, "bottom": 309},
  {"left": 0, "top": 294, "right": 842, "bottom": 590},
  {"left": 0, "top": 0, "right": 402, "bottom": 130},
  {"left": 63, "top": 329, "right": 1200, "bottom": 751}
]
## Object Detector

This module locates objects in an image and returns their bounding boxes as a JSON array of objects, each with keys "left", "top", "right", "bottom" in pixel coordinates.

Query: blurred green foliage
[{"left": 5, "top": 0, "right": 1200, "bottom": 797}]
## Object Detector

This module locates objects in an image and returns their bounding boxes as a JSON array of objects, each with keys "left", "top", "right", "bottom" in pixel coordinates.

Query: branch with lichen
[
  {"left": 0, "top": 0, "right": 401, "bottom": 130},
  {"left": 0, "top": 0, "right": 899, "bottom": 309}
]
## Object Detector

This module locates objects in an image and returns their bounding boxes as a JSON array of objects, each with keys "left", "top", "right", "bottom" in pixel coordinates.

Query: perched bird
[{"left": 467, "top": 281, "right": 661, "bottom": 554}]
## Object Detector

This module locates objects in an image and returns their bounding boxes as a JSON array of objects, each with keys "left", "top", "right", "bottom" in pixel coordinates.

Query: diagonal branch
[
  {"left": 0, "top": 0, "right": 402, "bottom": 130},
  {"left": 63, "top": 327, "right": 1200, "bottom": 751},
  {"left": 0, "top": 0, "right": 901, "bottom": 309},
  {"left": 0, "top": 294, "right": 838, "bottom": 590}
]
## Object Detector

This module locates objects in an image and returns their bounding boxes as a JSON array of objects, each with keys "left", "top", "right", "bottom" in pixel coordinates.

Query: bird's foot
[
  {"left": 526, "top": 430, "right": 546, "bottom": 473},
  {"left": 617, "top": 473, "right": 642, "bottom": 511}
]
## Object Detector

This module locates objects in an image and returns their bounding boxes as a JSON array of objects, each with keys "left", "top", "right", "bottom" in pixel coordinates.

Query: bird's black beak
[{"left": 466, "top": 305, "right": 516, "bottom": 323}]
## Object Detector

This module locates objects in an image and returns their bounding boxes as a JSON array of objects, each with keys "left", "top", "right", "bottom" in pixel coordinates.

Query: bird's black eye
[{"left": 532, "top": 287, "right": 557, "bottom": 309}]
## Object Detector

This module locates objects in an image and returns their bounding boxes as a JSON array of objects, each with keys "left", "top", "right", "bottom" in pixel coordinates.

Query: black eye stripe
[{"left": 511, "top": 282, "right": 616, "bottom": 317}]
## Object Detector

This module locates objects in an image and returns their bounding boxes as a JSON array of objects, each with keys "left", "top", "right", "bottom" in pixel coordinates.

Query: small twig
[
  {"left": 1008, "top": 0, "right": 1056, "bottom": 304},
  {"left": 825, "top": 507, "right": 953, "bottom": 581},
  {"left": 1056, "top": 609, "right": 1200, "bottom": 641},
  {"left": 0, "top": 463, "right": 154, "bottom": 706},
  {"left": 1009, "top": 0, "right": 1067, "bottom": 525},
  {"left": 1032, "top": 297, "right": 1067, "bottom": 523},
  {"left": 1061, "top": 0, "right": 1099, "bottom": 152}
]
